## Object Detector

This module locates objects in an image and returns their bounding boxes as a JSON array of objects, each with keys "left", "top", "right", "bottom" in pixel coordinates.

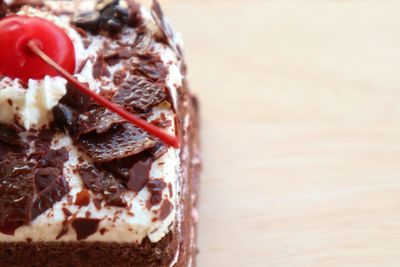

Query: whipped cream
[
  {"left": 0, "top": 0, "right": 185, "bottom": 246},
  {"left": 0, "top": 77, "right": 66, "bottom": 129}
]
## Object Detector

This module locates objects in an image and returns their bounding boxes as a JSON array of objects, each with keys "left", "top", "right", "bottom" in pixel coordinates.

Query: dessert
[{"left": 0, "top": 0, "right": 200, "bottom": 266}]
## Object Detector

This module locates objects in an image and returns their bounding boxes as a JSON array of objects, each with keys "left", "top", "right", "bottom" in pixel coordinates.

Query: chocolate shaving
[
  {"left": 104, "top": 47, "right": 132, "bottom": 64},
  {"left": 77, "top": 165, "right": 103, "bottom": 193},
  {"left": 127, "top": 155, "right": 153, "bottom": 193},
  {"left": 0, "top": 160, "right": 35, "bottom": 235},
  {"left": 113, "top": 75, "right": 167, "bottom": 112},
  {"left": 101, "top": 151, "right": 150, "bottom": 180},
  {"left": 71, "top": 217, "right": 101, "bottom": 240},
  {"left": 75, "top": 107, "right": 124, "bottom": 138},
  {"left": 77, "top": 165, "right": 126, "bottom": 207},
  {"left": 93, "top": 54, "right": 111, "bottom": 79},
  {"left": 0, "top": 123, "right": 26, "bottom": 147},
  {"left": 151, "top": 0, "right": 182, "bottom": 58},
  {"left": 101, "top": 172, "right": 126, "bottom": 207},
  {"left": 52, "top": 103, "right": 79, "bottom": 133},
  {"left": 34, "top": 147, "right": 69, "bottom": 172},
  {"left": 113, "top": 69, "right": 127, "bottom": 86},
  {"left": 35, "top": 167, "right": 61, "bottom": 191},
  {"left": 0, "top": 126, "right": 70, "bottom": 234},
  {"left": 31, "top": 175, "right": 69, "bottom": 220},
  {"left": 129, "top": 53, "right": 168, "bottom": 82},
  {"left": 78, "top": 123, "right": 157, "bottom": 162},
  {"left": 149, "top": 142, "right": 167, "bottom": 160},
  {"left": 0, "top": 141, "right": 25, "bottom": 161},
  {"left": 147, "top": 178, "right": 166, "bottom": 206}
]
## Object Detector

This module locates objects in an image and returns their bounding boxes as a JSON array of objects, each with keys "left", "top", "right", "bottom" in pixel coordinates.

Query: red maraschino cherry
[
  {"left": 0, "top": 16, "right": 75, "bottom": 82},
  {"left": 0, "top": 15, "right": 179, "bottom": 148}
]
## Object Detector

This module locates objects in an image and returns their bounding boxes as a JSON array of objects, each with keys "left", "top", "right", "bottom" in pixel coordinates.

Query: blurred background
[{"left": 163, "top": 1, "right": 400, "bottom": 266}]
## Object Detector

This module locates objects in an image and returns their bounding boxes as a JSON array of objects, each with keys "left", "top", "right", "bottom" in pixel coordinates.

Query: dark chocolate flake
[
  {"left": 31, "top": 175, "right": 69, "bottom": 220},
  {"left": 76, "top": 107, "right": 124, "bottom": 138},
  {"left": 127, "top": 156, "right": 154, "bottom": 193},
  {"left": 129, "top": 53, "right": 168, "bottom": 82},
  {"left": 72, "top": 217, "right": 101, "bottom": 240},
  {"left": 101, "top": 172, "right": 127, "bottom": 207},
  {"left": 78, "top": 123, "right": 157, "bottom": 162},
  {"left": 113, "top": 75, "right": 167, "bottom": 112},
  {"left": 77, "top": 165, "right": 103, "bottom": 193},
  {"left": 35, "top": 167, "right": 61, "bottom": 191},
  {"left": 0, "top": 160, "right": 35, "bottom": 235},
  {"left": 77, "top": 165, "right": 126, "bottom": 207},
  {"left": 35, "top": 147, "right": 69, "bottom": 172},
  {"left": 0, "top": 123, "right": 25, "bottom": 147}
]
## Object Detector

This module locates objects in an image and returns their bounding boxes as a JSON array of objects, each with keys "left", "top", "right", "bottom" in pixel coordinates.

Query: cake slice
[{"left": 0, "top": 0, "right": 200, "bottom": 266}]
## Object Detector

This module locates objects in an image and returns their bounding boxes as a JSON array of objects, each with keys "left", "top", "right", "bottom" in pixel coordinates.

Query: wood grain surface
[{"left": 162, "top": 1, "right": 400, "bottom": 266}]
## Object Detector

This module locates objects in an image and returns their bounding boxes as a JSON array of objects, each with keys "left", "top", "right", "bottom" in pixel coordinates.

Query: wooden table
[{"left": 163, "top": 1, "right": 400, "bottom": 266}]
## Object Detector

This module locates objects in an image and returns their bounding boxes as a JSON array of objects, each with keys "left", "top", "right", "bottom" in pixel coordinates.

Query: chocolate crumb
[
  {"left": 75, "top": 189, "right": 91, "bottom": 206},
  {"left": 99, "top": 228, "right": 108, "bottom": 235}
]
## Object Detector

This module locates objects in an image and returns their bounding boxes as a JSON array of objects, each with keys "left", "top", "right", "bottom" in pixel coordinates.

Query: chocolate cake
[{"left": 0, "top": 0, "right": 200, "bottom": 266}]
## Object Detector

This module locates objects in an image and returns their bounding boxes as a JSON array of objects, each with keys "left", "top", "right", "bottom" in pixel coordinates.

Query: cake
[{"left": 0, "top": 0, "right": 201, "bottom": 266}]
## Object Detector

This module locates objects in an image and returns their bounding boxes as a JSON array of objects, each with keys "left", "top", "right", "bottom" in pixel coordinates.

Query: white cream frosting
[
  {"left": 0, "top": 77, "right": 67, "bottom": 129},
  {"left": 0, "top": 1, "right": 186, "bottom": 246}
]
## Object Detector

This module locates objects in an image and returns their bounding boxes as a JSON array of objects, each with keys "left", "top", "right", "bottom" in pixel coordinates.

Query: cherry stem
[{"left": 27, "top": 40, "right": 180, "bottom": 148}]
